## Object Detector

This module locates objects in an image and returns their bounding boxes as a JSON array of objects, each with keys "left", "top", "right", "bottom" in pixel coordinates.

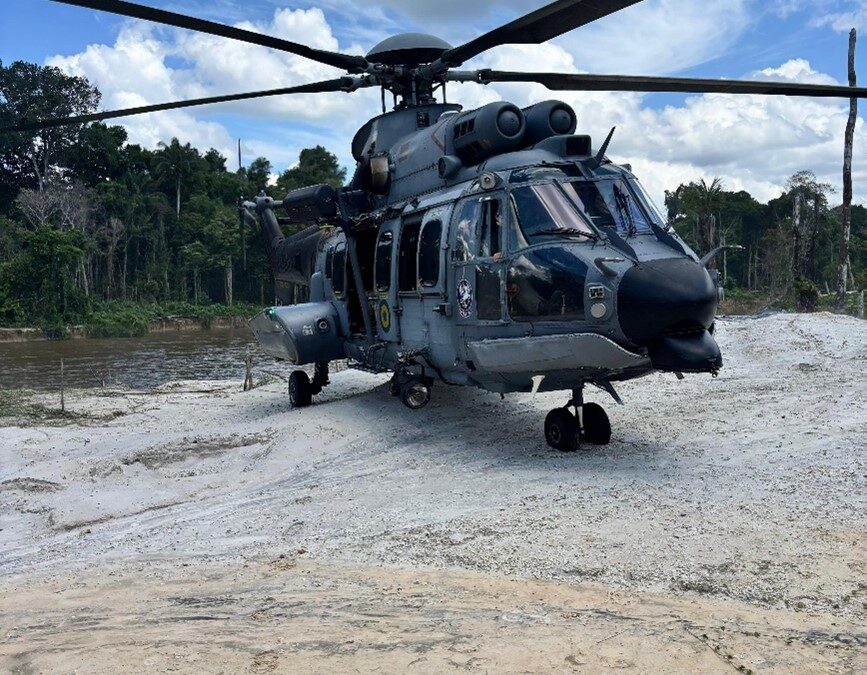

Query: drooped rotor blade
[
  {"left": 450, "top": 70, "right": 867, "bottom": 98},
  {"left": 434, "top": 0, "right": 643, "bottom": 69},
  {"left": 50, "top": 0, "right": 369, "bottom": 72},
  {"left": 2, "top": 77, "right": 364, "bottom": 133}
]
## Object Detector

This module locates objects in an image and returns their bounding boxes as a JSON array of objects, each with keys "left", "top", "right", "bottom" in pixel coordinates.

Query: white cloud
[
  {"left": 814, "top": 3, "right": 867, "bottom": 31},
  {"left": 457, "top": 43, "right": 865, "bottom": 205},
  {"left": 46, "top": 8, "right": 380, "bottom": 168},
  {"left": 43, "top": 5, "right": 866, "bottom": 207}
]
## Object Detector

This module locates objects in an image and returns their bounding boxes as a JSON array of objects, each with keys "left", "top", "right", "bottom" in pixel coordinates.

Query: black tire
[
  {"left": 582, "top": 402, "right": 611, "bottom": 445},
  {"left": 288, "top": 371, "right": 313, "bottom": 408},
  {"left": 400, "top": 379, "right": 431, "bottom": 410},
  {"left": 545, "top": 408, "right": 578, "bottom": 452}
]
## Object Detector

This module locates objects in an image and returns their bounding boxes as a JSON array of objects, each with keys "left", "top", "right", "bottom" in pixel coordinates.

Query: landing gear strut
[
  {"left": 289, "top": 362, "right": 330, "bottom": 408},
  {"left": 544, "top": 385, "right": 611, "bottom": 451}
]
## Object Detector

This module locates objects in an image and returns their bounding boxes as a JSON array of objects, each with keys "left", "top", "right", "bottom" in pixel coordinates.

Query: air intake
[
  {"left": 522, "top": 100, "right": 577, "bottom": 146},
  {"left": 450, "top": 101, "right": 526, "bottom": 165}
]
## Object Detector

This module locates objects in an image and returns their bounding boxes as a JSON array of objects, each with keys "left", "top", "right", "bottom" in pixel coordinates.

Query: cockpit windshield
[
  {"left": 509, "top": 183, "right": 597, "bottom": 249},
  {"left": 628, "top": 178, "right": 668, "bottom": 228},
  {"left": 562, "top": 180, "right": 653, "bottom": 236}
]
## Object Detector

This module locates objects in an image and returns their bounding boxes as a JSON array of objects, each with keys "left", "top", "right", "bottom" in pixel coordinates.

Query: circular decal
[
  {"left": 379, "top": 300, "right": 391, "bottom": 331},
  {"left": 457, "top": 278, "right": 473, "bottom": 319}
]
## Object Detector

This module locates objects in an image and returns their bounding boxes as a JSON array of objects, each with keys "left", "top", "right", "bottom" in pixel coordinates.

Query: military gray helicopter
[{"left": 14, "top": 0, "right": 867, "bottom": 450}]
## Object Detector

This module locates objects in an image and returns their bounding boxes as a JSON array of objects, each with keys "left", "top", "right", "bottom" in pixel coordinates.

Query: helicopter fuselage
[{"left": 248, "top": 100, "right": 722, "bottom": 396}]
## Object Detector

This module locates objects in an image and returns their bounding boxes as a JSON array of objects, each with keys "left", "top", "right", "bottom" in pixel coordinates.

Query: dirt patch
[
  {"left": 0, "top": 559, "right": 863, "bottom": 674},
  {"left": 1, "top": 477, "right": 62, "bottom": 493},
  {"left": 122, "top": 433, "right": 272, "bottom": 469}
]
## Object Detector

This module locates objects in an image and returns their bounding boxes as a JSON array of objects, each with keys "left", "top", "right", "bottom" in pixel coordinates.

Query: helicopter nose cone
[{"left": 617, "top": 257, "right": 722, "bottom": 372}]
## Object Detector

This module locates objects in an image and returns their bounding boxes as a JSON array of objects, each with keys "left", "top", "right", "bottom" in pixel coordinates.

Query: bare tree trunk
[
  {"left": 807, "top": 193, "right": 819, "bottom": 281},
  {"left": 30, "top": 156, "right": 45, "bottom": 193},
  {"left": 79, "top": 259, "right": 90, "bottom": 297},
  {"left": 175, "top": 180, "right": 181, "bottom": 217},
  {"left": 837, "top": 28, "right": 857, "bottom": 311},
  {"left": 122, "top": 229, "right": 129, "bottom": 300},
  {"left": 60, "top": 358, "right": 65, "bottom": 414},
  {"left": 700, "top": 214, "right": 718, "bottom": 269},
  {"left": 792, "top": 192, "right": 802, "bottom": 278},
  {"left": 225, "top": 259, "right": 233, "bottom": 306}
]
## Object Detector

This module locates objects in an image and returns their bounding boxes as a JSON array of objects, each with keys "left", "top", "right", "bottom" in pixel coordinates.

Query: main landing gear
[
  {"left": 390, "top": 368, "right": 433, "bottom": 410},
  {"left": 288, "top": 362, "right": 330, "bottom": 408},
  {"left": 544, "top": 385, "right": 611, "bottom": 452}
]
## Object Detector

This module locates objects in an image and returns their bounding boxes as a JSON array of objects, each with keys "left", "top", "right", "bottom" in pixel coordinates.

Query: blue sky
[{"left": 2, "top": 0, "right": 865, "bottom": 203}]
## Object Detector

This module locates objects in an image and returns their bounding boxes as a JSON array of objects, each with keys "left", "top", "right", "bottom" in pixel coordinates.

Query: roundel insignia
[
  {"left": 379, "top": 300, "right": 391, "bottom": 331},
  {"left": 457, "top": 278, "right": 473, "bottom": 318}
]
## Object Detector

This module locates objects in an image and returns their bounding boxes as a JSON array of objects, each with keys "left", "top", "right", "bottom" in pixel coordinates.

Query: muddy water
[{"left": 0, "top": 329, "right": 261, "bottom": 391}]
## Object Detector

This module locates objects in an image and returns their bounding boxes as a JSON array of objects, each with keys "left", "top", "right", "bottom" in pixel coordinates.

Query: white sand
[{"left": 1, "top": 312, "right": 865, "bottom": 672}]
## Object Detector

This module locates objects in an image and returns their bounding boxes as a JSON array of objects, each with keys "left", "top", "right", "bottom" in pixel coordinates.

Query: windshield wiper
[
  {"left": 537, "top": 227, "right": 597, "bottom": 241},
  {"left": 613, "top": 185, "right": 637, "bottom": 238}
]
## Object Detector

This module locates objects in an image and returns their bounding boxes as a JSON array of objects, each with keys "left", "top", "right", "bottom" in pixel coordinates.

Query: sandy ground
[{"left": 1, "top": 312, "right": 865, "bottom": 673}]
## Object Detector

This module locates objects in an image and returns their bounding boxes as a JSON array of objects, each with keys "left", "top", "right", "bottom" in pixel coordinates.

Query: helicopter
[{"left": 10, "top": 0, "right": 867, "bottom": 451}]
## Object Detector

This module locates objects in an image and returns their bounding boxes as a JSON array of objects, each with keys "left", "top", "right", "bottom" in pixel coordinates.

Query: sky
[{"left": 2, "top": 0, "right": 866, "bottom": 206}]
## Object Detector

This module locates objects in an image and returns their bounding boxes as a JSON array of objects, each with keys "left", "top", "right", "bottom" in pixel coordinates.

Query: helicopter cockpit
[{"left": 507, "top": 165, "right": 667, "bottom": 242}]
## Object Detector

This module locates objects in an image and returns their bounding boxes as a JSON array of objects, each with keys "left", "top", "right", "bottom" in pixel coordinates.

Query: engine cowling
[
  {"left": 522, "top": 100, "right": 577, "bottom": 146},
  {"left": 450, "top": 101, "right": 526, "bottom": 165}
]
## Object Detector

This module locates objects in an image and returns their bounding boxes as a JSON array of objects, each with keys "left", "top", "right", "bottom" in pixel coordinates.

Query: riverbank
[
  {"left": 0, "top": 316, "right": 249, "bottom": 343},
  {"left": 0, "top": 301, "right": 259, "bottom": 342},
  {"left": 1, "top": 312, "right": 864, "bottom": 672}
]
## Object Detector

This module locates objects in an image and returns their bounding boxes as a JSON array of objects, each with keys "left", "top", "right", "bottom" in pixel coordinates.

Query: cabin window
[
  {"left": 508, "top": 196, "right": 529, "bottom": 251},
  {"left": 325, "top": 246, "right": 334, "bottom": 279},
  {"left": 398, "top": 217, "right": 422, "bottom": 292},
  {"left": 418, "top": 219, "right": 442, "bottom": 288},
  {"left": 332, "top": 241, "right": 346, "bottom": 297},
  {"left": 479, "top": 199, "right": 501, "bottom": 258},
  {"left": 452, "top": 198, "right": 481, "bottom": 262},
  {"left": 375, "top": 231, "right": 393, "bottom": 292}
]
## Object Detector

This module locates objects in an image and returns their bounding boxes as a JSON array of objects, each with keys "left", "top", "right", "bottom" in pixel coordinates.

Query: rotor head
[{"left": 366, "top": 33, "right": 452, "bottom": 67}]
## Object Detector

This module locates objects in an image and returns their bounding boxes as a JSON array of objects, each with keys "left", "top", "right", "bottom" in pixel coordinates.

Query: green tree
[
  {"left": 275, "top": 146, "right": 346, "bottom": 195},
  {"left": 152, "top": 138, "right": 200, "bottom": 216},
  {"left": 0, "top": 60, "right": 100, "bottom": 201},
  {"left": 61, "top": 122, "right": 129, "bottom": 185},
  {"left": 245, "top": 157, "right": 272, "bottom": 193},
  {"left": 675, "top": 178, "right": 725, "bottom": 268}
]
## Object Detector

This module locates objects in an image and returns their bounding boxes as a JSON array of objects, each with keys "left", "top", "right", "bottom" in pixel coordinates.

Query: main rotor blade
[
  {"left": 452, "top": 70, "right": 867, "bottom": 98},
  {"left": 2, "top": 78, "right": 362, "bottom": 133},
  {"left": 437, "top": 0, "right": 643, "bottom": 69},
  {"left": 50, "top": 0, "right": 368, "bottom": 72}
]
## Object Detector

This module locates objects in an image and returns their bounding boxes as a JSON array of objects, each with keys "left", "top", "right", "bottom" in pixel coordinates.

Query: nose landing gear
[{"left": 543, "top": 385, "right": 612, "bottom": 451}]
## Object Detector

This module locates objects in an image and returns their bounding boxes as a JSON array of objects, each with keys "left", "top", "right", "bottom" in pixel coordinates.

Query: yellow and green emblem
[{"left": 379, "top": 300, "right": 391, "bottom": 331}]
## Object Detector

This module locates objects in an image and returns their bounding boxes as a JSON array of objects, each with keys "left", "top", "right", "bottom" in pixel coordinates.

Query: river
[{"left": 0, "top": 329, "right": 263, "bottom": 391}]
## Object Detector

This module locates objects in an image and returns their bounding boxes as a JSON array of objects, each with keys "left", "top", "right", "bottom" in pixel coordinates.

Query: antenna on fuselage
[{"left": 587, "top": 126, "right": 616, "bottom": 170}]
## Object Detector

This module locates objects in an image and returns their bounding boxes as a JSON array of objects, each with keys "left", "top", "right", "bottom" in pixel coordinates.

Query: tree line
[
  {"left": 665, "top": 173, "right": 865, "bottom": 310},
  {"left": 1, "top": 59, "right": 864, "bottom": 334},
  {"left": 0, "top": 60, "right": 345, "bottom": 333}
]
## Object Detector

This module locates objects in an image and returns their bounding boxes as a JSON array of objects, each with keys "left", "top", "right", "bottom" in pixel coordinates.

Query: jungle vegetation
[{"left": 0, "top": 60, "right": 864, "bottom": 336}]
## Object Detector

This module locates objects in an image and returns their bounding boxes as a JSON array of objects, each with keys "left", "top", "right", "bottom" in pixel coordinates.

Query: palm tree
[
  {"left": 152, "top": 138, "right": 195, "bottom": 217},
  {"left": 681, "top": 177, "right": 724, "bottom": 268}
]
